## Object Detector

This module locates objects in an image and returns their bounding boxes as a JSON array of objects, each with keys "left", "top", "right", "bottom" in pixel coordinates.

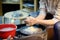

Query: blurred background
[{"left": 0, "top": 0, "right": 54, "bottom": 40}]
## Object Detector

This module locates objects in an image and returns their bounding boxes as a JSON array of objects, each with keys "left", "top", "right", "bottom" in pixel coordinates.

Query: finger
[
  {"left": 26, "top": 23, "right": 30, "bottom": 26},
  {"left": 29, "top": 16, "right": 34, "bottom": 18},
  {"left": 28, "top": 22, "right": 33, "bottom": 26},
  {"left": 26, "top": 24, "right": 32, "bottom": 26},
  {"left": 25, "top": 19, "right": 32, "bottom": 25},
  {"left": 26, "top": 21, "right": 33, "bottom": 26},
  {"left": 24, "top": 20, "right": 29, "bottom": 24}
]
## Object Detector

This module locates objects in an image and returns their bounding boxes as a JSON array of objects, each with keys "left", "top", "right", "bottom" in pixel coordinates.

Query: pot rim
[{"left": 18, "top": 24, "right": 46, "bottom": 35}]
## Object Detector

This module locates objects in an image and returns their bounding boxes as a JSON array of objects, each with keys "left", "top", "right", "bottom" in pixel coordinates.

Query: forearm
[
  {"left": 36, "top": 9, "right": 46, "bottom": 20},
  {"left": 36, "top": 19, "right": 55, "bottom": 26},
  {"left": 36, "top": 0, "right": 46, "bottom": 20}
]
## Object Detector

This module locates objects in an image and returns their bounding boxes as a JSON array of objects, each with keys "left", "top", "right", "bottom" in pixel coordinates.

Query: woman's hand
[{"left": 25, "top": 16, "right": 38, "bottom": 26}]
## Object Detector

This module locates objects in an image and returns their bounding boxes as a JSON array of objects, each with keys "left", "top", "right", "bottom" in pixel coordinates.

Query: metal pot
[
  {"left": 4, "top": 9, "right": 30, "bottom": 25},
  {"left": 17, "top": 24, "right": 46, "bottom": 35},
  {"left": 15, "top": 24, "right": 47, "bottom": 40}
]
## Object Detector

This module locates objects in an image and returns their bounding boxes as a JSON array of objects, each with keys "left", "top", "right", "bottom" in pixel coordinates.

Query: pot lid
[{"left": 4, "top": 9, "right": 30, "bottom": 19}]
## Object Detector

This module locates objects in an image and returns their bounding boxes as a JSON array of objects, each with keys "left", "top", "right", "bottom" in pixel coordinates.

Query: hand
[{"left": 25, "top": 16, "right": 37, "bottom": 26}]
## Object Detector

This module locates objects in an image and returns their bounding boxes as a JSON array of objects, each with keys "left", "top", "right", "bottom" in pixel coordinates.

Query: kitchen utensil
[
  {"left": 0, "top": 24, "right": 17, "bottom": 39},
  {"left": 4, "top": 9, "right": 30, "bottom": 25},
  {"left": 19, "top": 24, "right": 46, "bottom": 35}
]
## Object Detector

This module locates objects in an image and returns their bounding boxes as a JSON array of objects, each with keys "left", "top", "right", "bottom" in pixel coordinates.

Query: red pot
[{"left": 0, "top": 24, "right": 17, "bottom": 39}]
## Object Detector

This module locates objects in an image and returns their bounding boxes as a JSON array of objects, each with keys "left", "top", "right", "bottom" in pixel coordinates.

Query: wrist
[{"left": 35, "top": 18, "right": 40, "bottom": 24}]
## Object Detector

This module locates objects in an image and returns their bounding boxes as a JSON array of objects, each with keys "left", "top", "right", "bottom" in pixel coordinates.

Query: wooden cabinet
[
  {"left": 20, "top": 0, "right": 38, "bottom": 12},
  {"left": 0, "top": 0, "right": 2, "bottom": 16},
  {"left": 47, "top": 28, "right": 54, "bottom": 40},
  {"left": 2, "top": 0, "right": 39, "bottom": 15}
]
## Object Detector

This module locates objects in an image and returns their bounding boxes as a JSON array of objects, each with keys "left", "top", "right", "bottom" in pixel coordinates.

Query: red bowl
[{"left": 0, "top": 24, "right": 17, "bottom": 39}]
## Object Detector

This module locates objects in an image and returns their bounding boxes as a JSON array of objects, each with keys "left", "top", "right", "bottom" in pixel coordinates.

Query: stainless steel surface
[
  {"left": 4, "top": 9, "right": 30, "bottom": 25},
  {"left": 0, "top": 16, "right": 4, "bottom": 24},
  {"left": 19, "top": 24, "right": 46, "bottom": 35}
]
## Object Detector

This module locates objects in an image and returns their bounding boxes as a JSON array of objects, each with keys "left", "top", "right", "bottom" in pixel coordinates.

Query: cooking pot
[
  {"left": 17, "top": 24, "right": 46, "bottom": 35},
  {"left": 15, "top": 24, "right": 47, "bottom": 40},
  {"left": 0, "top": 24, "right": 17, "bottom": 39},
  {"left": 4, "top": 9, "right": 30, "bottom": 25}
]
